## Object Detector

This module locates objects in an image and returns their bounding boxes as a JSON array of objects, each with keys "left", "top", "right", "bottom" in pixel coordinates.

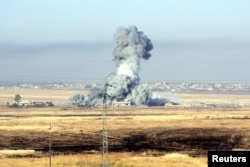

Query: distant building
[
  {"left": 112, "top": 98, "right": 131, "bottom": 107},
  {"left": 7, "top": 100, "right": 54, "bottom": 107},
  {"left": 18, "top": 100, "right": 30, "bottom": 106}
]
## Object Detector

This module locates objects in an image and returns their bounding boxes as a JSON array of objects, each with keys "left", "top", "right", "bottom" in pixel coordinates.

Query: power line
[
  {"left": 48, "top": 123, "right": 53, "bottom": 167},
  {"left": 101, "top": 83, "right": 116, "bottom": 167},
  {"left": 101, "top": 83, "right": 111, "bottom": 167}
]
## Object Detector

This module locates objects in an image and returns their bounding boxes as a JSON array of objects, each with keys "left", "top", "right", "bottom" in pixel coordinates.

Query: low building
[
  {"left": 7, "top": 100, "right": 54, "bottom": 107},
  {"left": 112, "top": 98, "right": 131, "bottom": 107}
]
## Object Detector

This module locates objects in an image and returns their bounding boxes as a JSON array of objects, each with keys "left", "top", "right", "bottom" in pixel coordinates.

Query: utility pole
[
  {"left": 101, "top": 83, "right": 112, "bottom": 167},
  {"left": 49, "top": 123, "right": 53, "bottom": 167}
]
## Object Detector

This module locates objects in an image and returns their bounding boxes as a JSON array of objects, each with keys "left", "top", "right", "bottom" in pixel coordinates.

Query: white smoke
[
  {"left": 104, "top": 26, "right": 154, "bottom": 105},
  {"left": 104, "top": 26, "right": 167, "bottom": 106},
  {"left": 70, "top": 26, "right": 167, "bottom": 106},
  {"left": 113, "top": 26, "right": 153, "bottom": 77}
]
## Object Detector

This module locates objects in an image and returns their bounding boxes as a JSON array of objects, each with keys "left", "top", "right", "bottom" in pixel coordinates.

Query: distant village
[
  {"left": 2, "top": 82, "right": 250, "bottom": 108},
  {"left": 1, "top": 82, "right": 250, "bottom": 93},
  {"left": 7, "top": 100, "right": 54, "bottom": 108}
]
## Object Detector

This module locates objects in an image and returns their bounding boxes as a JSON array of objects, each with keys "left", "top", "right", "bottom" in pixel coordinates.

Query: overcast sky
[{"left": 1, "top": 0, "right": 250, "bottom": 83}]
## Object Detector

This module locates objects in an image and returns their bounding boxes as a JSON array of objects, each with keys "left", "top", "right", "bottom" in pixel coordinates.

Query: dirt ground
[
  {"left": 0, "top": 106, "right": 250, "bottom": 157},
  {"left": 0, "top": 88, "right": 250, "bottom": 166}
]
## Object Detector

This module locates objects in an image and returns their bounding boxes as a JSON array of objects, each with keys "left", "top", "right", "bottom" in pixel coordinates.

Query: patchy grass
[
  {"left": 0, "top": 88, "right": 250, "bottom": 167},
  {"left": 0, "top": 149, "right": 36, "bottom": 157},
  {"left": 0, "top": 152, "right": 206, "bottom": 167},
  {"left": 1, "top": 107, "right": 250, "bottom": 132}
]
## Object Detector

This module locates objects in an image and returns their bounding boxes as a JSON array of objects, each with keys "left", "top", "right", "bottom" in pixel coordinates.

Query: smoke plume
[
  {"left": 71, "top": 26, "right": 167, "bottom": 106},
  {"left": 105, "top": 26, "right": 154, "bottom": 105}
]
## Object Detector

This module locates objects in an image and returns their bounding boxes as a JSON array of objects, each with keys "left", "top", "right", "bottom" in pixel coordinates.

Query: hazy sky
[{"left": 1, "top": 0, "right": 250, "bottom": 83}]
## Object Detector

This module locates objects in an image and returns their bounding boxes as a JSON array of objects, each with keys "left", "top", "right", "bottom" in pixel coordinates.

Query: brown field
[
  {"left": 0, "top": 88, "right": 89, "bottom": 105},
  {"left": 0, "top": 88, "right": 250, "bottom": 167}
]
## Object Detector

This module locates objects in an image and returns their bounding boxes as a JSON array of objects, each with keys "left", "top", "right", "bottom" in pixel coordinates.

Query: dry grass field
[
  {"left": 0, "top": 152, "right": 207, "bottom": 167},
  {"left": 0, "top": 88, "right": 89, "bottom": 105},
  {"left": 0, "top": 88, "right": 250, "bottom": 167}
]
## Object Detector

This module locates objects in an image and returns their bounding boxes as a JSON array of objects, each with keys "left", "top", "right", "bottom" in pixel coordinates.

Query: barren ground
[{"left": 0, "top": 88, "right": 250, "bottom": 166}]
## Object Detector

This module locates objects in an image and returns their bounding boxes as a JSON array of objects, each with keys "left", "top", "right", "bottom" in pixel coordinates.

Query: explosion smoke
[
  {"left": 69, "top": 26, "right": 167, "bottom": 106},
  {"left": 104, "top": 26, "right": 154, "bottom": 105},
  {"left": 68, "top": 93, "right": 85, "bottom": 105}
]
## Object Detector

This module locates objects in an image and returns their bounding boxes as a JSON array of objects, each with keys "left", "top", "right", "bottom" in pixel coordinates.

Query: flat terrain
[
  {"left": 0, "top": 88, "right": 250, "bottom": 167},
  {"left": 0, "top": 88, "right": 88, "bottom": 105}
]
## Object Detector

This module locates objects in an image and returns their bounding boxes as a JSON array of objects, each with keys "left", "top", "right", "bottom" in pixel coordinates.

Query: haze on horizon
[{"left": 1, "top": 0, "right": 250, "bottom": 83}]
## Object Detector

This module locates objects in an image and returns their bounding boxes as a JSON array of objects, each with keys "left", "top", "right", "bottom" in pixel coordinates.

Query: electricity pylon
[
  {"left": 48, "top": 123, "right": 53, "bottom": 167},
  {"left": 101, "top": 83, "right": 113, "bottom": 167}
]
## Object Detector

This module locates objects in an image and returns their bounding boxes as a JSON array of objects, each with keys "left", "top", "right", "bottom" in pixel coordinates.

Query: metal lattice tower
[
  {"left": 101, "top": 83, "right": 112, "bottom": 167},
  {"left": 48, "top": 123, "right": 53, "bottom": 167}
]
